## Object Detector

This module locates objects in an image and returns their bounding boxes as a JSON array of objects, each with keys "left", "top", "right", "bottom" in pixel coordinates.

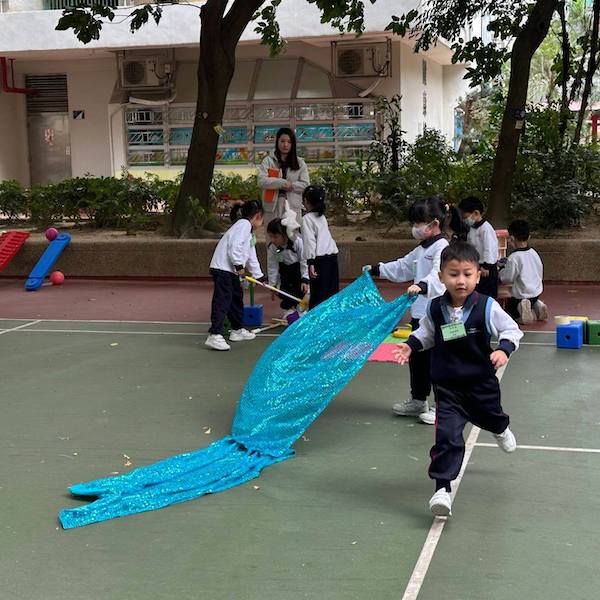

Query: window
[{"left": 422, "top": 60, "right": 427, "bottom": 86}]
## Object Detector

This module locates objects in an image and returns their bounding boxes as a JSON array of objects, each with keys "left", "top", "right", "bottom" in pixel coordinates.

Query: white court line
[
  {"left": 475, "top": 442, "right": 600, "bottom": 454},
  {"left": 0, "top": 317, "right": 210, "bottom": 325},
  {"left": 13, "top": 328, "right": 280, "bottom": 338},
  {"left": 401, "top": 424, "right": 481, "bottom": 600},
  {"left": 0, "top": 320, "right": 41, "bottom": 335},
  {"left": 401, "top": 362, "right": 507, "bottom": 600}
]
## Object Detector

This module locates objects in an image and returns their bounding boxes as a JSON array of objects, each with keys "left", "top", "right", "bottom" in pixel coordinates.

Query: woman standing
[{"left": 257, "top": 127, "right": 309, "bottom": 229}]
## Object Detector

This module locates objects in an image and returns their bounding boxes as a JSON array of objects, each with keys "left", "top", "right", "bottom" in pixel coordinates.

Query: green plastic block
[{"left": 588, "top": 320, "right": 600, "bottom": 346}]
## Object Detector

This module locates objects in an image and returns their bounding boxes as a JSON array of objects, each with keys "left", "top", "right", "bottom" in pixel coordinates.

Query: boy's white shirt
[
  {"left": 378, "top": 237, "right": 449, "bottom": 319},
  {"left": 467, "top": 220, "right": 498, "bottom": 265},
  {"left": 301, "top": 211, "right": 338, "bottom": 261},
  {"left": 411, "top": 298, "right": 523, "bottom": 351},
  {"left": 209, "top": 219, "right": 264, "bottom": 278},
  {"left": 499, "top": 247, "right": 544, "bottom": 299},
  {"left": 267, "top": 236, "right": 309, "bottom": 286}
]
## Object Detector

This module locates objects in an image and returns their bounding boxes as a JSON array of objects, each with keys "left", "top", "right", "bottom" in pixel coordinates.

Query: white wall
[
  {"left": 0, "top": 82, "right": 30, "bottom": 184},
  {"left": 13, "top": 57, "right": 116, "bottom": 180},
  {"left": 443, "top": 64, "right": 469, "bottom": 147}
]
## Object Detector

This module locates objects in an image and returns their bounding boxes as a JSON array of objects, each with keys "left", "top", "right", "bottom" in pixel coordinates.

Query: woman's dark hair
[
  {"left": 440, "top": 241, "right": 480, "bottom": 268},
  {"left": 508, "top": 219, "right": 530, "bottom": 242},
  {"left": 266, "top": 217, "right": 287, "bottom": 237},
  {"left": 408, "top": 197, "right": 467, "bottom": 239},
  {"left": 302, "top": 185, "right": 326, "bottom": 216},
  {"left": 238, "top": 199, "right": 263, "bottom": 220},
  {"left": 458, "top": 195, "right": 485, "bottom": 214},
  {"left": 275, "top": 127, "right": 300, "bottom": 171}
]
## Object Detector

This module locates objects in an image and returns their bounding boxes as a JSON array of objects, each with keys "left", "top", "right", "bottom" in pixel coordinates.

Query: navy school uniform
[{"left": 406, "top": 291, "right": 523, "bottom": 490}]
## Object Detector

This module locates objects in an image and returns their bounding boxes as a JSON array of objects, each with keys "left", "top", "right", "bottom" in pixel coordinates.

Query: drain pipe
[{"left": 1, "top": 57, "right": 36, "bottom": 94}]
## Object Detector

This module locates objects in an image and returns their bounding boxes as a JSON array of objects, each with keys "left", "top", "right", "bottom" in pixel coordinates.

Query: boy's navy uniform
[{"left": 406, "top": 291, "right": 522, "bottom": 490}]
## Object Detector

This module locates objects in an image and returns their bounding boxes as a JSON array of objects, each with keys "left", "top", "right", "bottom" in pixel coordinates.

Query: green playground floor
[{"left": 1, "top": 319, "right": 599, "bottom": 600}]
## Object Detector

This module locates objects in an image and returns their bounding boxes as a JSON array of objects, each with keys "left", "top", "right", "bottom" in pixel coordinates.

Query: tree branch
[{"left": 224, "top": 0, "right": 267, "bottom": 45}]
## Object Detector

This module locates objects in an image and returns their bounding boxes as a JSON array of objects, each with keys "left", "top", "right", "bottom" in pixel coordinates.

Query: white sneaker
[
  {"left": 229, "top": 328, "right": 256, "bottom": 342},
  {"left": 518, "top": 299, "right": 535, "bottom": 324},
  {"left": 533, "top": 300, "right": 548, "bottom": 321},
  {"left": 429, "top": 489, "right": 452, "bottom": 517},
  {"left": 493, "top": 427, "right": 517, "bottom": 453},
  {"left": 392, "top": 398, "right": 427, "bottom": 416},
  {"left": 419, "top": 406, "right": 436, "bottom": 425},
  {"left": 205, "top": 334, "right": 231, "bottom": 351}
]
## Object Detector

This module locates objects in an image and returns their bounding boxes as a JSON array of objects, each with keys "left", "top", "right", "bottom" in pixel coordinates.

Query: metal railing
[{"left": 43, "top": 0, "right": 119, "bottom": 8}]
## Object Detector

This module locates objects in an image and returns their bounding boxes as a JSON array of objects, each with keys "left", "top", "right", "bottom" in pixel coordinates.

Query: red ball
[
  {"left": 50, "top": 271, "right": 65, "bottom": 286},
  {"left": 45, "top": 227, "right": 59, "bottom": 241}
]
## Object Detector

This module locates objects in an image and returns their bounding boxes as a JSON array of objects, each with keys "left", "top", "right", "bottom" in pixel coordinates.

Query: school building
[{"left": 0, "top": 0, "right": 485, "bottom": 185}]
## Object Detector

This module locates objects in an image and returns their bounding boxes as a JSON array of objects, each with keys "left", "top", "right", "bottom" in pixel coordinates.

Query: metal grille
[
  {"left": 42, "top": 0, "right": 118, "bottom": 8},
  {"left": 25, "top": 74, "right": 68, "bottom": 114}
]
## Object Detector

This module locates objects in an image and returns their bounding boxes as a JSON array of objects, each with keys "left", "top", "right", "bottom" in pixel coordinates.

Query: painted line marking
[
  {"left": 401, "top": 424, "right": 481, "bottom": 600},
  {"left": 0, "top": 318, "right": 212, "bottom": 325},
  {"left": 401, "top": 363, "right": 509, "bottom": 600},
  {"left": 0, "top": 320, "right": 41, "bottom": 335},
  {"left": 10, "top": 328, "right": 280, "bottom": 338},
  {"left": 475, "top": 443, "right": 600, "bottom": 454}
]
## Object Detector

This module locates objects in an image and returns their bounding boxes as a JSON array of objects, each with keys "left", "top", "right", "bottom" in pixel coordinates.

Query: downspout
[{"left": 0, "top": 57, "right": 36, "bottom": 94}]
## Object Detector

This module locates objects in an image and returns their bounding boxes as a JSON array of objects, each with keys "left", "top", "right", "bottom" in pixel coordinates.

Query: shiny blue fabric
[{"left": 59, "top": 273, "right": 415, "bottom": 529}]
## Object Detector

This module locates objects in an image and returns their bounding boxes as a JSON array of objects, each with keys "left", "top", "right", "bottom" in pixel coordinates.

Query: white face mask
[
  {"left": 411, "top": 225, "right": 429, "bottom": 240},
  {"left": 464, "top": 217, "right": 475, "bottom": 227}
]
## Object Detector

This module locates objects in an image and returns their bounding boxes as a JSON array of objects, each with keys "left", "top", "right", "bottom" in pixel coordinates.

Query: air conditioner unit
[
  {"left": 120, "top": 58, "right": 163, "bottom": 88},
  {"left": 332, "top": 40, "right": 391, "bottom": 78}
]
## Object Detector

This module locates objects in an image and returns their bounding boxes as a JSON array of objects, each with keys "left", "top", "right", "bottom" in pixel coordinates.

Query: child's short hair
[
  {"left": 302, "top": 185, "right": 326, "bottom": 216},
  {"left": 508, "top": 219, "right": 530, "bottom": 242},
  {"left": 441, "top": 241, "right": 480, "bottom": 268},
  {"left": 266, "top": 217, "right": 286, "bottom": 237},
  {"left": 458, "top": 196, "right": 485, "bottom": 214},
  {"left": 240, "top": 199, "right": 263, "bottom": 220}
]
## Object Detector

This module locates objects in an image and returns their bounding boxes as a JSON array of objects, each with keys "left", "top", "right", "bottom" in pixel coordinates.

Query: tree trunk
[
  {"left": 573, "top": 0, "right": 600, "bottom": 145},
  {"left": 487, "top": 0, "right": 558, "bottom": 227},
  {"left": 557, "top": 0, "right": 571, "bottom": 141},
  {"left": 173, "top": 2, "right": 235, "bottom": 237}
]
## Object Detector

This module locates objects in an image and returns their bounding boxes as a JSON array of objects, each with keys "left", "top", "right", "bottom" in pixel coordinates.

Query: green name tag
[
  {"left": 250, "top": 234, "right": 257, "bottom": 248},
  {"left": 441, "top": 321, "right": 467, "bottom": 342}
]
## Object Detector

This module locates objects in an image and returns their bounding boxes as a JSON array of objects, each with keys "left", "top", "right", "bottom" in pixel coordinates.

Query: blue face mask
[{"left": 464, "top": 217, "right": 475, "bottom": 227}]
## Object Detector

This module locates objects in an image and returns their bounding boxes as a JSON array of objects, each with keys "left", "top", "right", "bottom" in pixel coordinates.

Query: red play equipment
[{"left": 0, "top": 231, "right": 30, "bottom": 272}]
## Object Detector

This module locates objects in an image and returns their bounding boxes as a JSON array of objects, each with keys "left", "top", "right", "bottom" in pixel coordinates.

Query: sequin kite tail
[{"left": 59, "top": 273, "right": 415, "bottom": 529}]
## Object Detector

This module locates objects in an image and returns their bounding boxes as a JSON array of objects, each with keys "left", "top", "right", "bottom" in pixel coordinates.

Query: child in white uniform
[
  {"left": 500, "top": 219, "right": 548, "bottom": 323},
  {"left": 206, "top": 200, "right": 265, "bottom": 351},
  {"left": 459, "top": 196, "right": 499, "bottom": 299},
  {"left": 366, "top": 197, "right": 464, "bottom": 425}
]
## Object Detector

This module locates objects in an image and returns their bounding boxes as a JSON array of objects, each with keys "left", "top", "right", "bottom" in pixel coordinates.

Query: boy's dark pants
[
  {"left": 278, "top": 262, "right": 302, "bottom": 310},
  {"left": 429, "top": 377, "right": 509, "bottom": 490},
  {"left": 409, "top": 318, "right": 431, "bottom": 401},
  {"left": 209, "top": 268, "right": 244, "bottom": 335}
]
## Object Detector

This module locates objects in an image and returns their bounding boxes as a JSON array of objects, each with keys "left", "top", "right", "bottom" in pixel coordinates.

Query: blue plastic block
[
  {"left": 556, "top": 320, "right": 584, "bottom": 349},
  {"left": 243, "top": 304, "right": 263, "bottom": 327}
]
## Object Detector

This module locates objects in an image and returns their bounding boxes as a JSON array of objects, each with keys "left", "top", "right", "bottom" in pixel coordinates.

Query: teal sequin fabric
[{"left": 59, "top": 273, "right": 415, "bottom": 529}]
